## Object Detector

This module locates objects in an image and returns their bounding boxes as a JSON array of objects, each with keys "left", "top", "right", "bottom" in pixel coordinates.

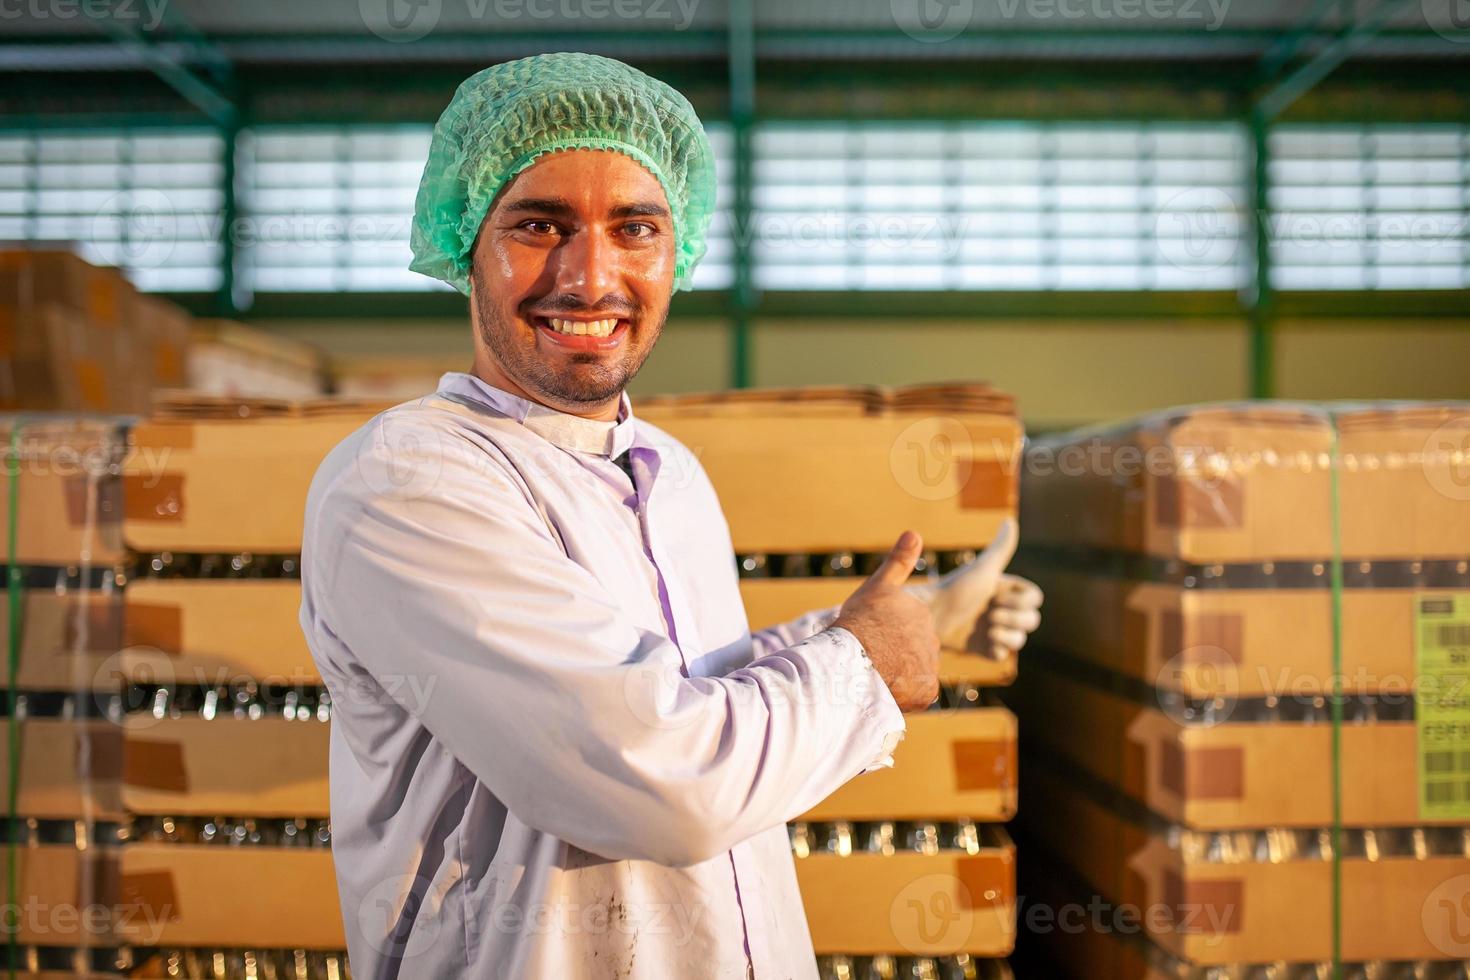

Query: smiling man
[{"left": 299, "top": 53, "right": 1041, "bottom": 980}]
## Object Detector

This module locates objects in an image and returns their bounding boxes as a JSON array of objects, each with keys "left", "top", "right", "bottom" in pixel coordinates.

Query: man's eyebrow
[
  {"left": 498, "top": 198, "right": 671, "bottom": 220},
  {"left": 609, "top": 202, "right": 671, "bottom": 220},
  {"left": 501, "top": 197, "right": 575, "bottom": 217}
]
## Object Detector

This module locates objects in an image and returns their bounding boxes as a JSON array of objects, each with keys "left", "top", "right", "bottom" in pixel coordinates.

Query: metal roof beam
[
  {"left": 81, "top": 0, "right": 235, "bottom": 125},
  {"left": 1255, "top": 0, "right": 1414, "bottom": 119}
]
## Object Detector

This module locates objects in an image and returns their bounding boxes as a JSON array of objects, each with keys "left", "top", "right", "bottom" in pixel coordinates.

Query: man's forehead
[{"left": 494, "top": 148, "right": 670, "bottom": 213}]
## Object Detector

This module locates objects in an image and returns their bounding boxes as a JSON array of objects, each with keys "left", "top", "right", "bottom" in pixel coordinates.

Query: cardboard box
[
  {"left": 0, "top": 719, "right": 124, "bottom": 820},
  {"left": 642, "top": 385, "right": 1020, "bottom": 553},
  {"left": 1011, "top": 665, "right": 1441, "bottom": 828},
  {"left": 115, "top": 575, "right": 1011, "bottom": 698},
  {"left": 122, "top": 402, "right": 377, "bottom": 554},
  {"left": 0, "top": 843, "right": 122, "bottom": 946},
  {"left": 1024, "top": 765, "right": 1470, "bottom": 964},
  {"left": 187, "top": 320, "right": 325, "bottom": 400},
  {"left": 797, "top": 826, "right": 1016, "bottom": 956},
  {"left": 801, "top": 708, "right": 1017, "bottom": 822},
  {"left": 127, "top": 292, "right": 192, "bottom": 391},
  {"left": 331, "top": 353, "right": 466, "bottom": 400},
  {"left": 0, "top": 418, "right": 128, "bottom": 566},
  {"left": 1016, "top": 561, "right": 1448, "bottom": 698},
  {"left": 123, "top": 579, "right": 319, "bottom": 687},
  {"left": 121, "top": 716, "right": 329, "bottom": 818},
  {"left": 740, "top": 577, "right": 1017, "bottom": 687},
  {"left": 0, "top": 249, "right": 135, "bottom": 329},
  {"left": 0, "top": 588, "right": 124, "bottom": 691},
  {"left": 119, "top": 845, "right": 342, "bottom": 948},
  {"left": 1022, "top": 401, "right": 1470, "bottom": 562},
  {"left": 0, "top": 250, "right": 147, "bottom": 413}
]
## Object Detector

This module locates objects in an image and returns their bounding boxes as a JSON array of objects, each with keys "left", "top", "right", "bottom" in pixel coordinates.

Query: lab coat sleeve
[
  {"left": 307, "top": 419, "right": 906, "bottom": 869},
  {"left": 751, "top": 603, "right": 843, "bottom": 661}
]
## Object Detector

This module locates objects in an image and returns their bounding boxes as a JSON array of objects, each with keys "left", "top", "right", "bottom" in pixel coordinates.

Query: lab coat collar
[{"left": 436, "top": 372, "right": 637, "bottom": 458}]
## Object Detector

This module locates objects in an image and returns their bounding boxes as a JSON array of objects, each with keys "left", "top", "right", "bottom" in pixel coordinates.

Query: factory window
[
  {"left": 750, "top": 122, "right": 1251, "bottom": 291},
  {"left": 2, "top": 122, "right": 1466, "bottom": 298},
  {"left": 238, "top": 126, "right": 434, "bottom": 293},
  {"left": 235, "top": 123, "right": 736, "bottom": 294},
  {"left": 1269, "top": 124, "right": 1470, "bottom": 290},
  {"left": 0, "top": 128, "right": 225, "bottom": 292}
]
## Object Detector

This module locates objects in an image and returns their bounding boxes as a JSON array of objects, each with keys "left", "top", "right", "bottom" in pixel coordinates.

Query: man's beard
[{"left": 471, "top": 272, "right": 663, "bottom": 407}]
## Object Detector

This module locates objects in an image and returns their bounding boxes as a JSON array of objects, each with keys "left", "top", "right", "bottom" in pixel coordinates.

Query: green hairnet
[{"left": 409, "top": 52, "right": 717, "bottom": 295}]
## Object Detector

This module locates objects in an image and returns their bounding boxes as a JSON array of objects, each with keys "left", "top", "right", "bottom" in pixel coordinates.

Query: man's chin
[{"left": 530, "top": 367, "right": 628, "bottom": 408}]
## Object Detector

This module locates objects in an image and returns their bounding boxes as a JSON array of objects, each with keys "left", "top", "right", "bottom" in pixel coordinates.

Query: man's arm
[
  {"left": 750, "top": 603, "right": 843, "bottom": 662},
  {"left": 307, "top": 424, "right": 905, "bottom": 870}
]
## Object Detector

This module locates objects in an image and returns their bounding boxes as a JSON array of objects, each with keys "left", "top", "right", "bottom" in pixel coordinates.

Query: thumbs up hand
[
  {"left": 908, "top": 518, "right": 1044, "bottom": 659},
  {"left": 831, "top": 530, "right": 942, "bottom": 712}
]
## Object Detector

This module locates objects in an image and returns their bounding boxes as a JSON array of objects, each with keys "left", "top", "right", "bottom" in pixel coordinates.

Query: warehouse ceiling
[{"left": 3, "top": 0, "right": 1467, "bottom": 62}]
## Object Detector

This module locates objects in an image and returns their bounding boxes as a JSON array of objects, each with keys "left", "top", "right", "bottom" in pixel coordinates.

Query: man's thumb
[{"left": 867, "top": 530, "right": 923, "bottom": 590}]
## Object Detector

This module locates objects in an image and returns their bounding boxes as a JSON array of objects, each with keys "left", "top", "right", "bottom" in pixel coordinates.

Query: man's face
[{"left": 469, "top": 149, "right": 676, "bottom": 416}]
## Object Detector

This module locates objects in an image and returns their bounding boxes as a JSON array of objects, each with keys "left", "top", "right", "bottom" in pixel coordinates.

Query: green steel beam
[
  {"left": 81, "top": 1, "right": 236, "bottom": 126},
  {"left": 217, "top": 107, "right": 240, "bottom": 317},
  {"left": 1258, "top": 0, "right": 1340, "bottom": 82},
  {"left": 1247, "top": 106, "right": 1274, "bottom": 399},
  {"left": 727, "top": 0, "right": 755, "bottom": 389},
  {"left": 1256, "top": 0, "right": 1415, "bottom": 120},
  {"left": 1244, "top": 0, "right": 1414, "bottom": 400}
]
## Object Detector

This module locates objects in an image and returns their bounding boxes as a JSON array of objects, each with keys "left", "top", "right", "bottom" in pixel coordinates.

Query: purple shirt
[{"left": 299, "top": 371, "right": 906, "bottom": 979}]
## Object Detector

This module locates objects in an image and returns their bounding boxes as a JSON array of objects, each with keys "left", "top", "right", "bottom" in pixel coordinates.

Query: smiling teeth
[{"left": 548, "top": 317, "right": 618, "bottom": 337}]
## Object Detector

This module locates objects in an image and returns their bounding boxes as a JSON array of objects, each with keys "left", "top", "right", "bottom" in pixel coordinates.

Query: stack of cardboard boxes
[
  {"left": 186, "top": 321, "right": 325, "bottom": 400},
  {"left": 0, "top": 381, "right": 1022, "bottom": 977},
  {"left": 0, "top": 249, "right": 327, "bottom": 414},
  {"left": 0, "top": 415, "right": 132, "bottom": 976},
  {"left": 1008, "top": 401, "right": 1470, "bottom": 977},
  {"left": 643, "top": 385, "right": 1024, "bottom": 979},
  {"left": 0, "top": 250, "right": 190, "bottom": 415}
]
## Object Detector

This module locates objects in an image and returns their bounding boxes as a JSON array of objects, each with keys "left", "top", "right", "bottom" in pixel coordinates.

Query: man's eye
[
  {"left": 622, "top": 222, "right": 657, "bottom": 239},
  {"left": 520, "top": 220, "right": 559, "bottom": 235}
]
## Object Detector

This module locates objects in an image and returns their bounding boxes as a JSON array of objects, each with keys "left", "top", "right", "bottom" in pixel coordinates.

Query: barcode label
[
  {"left": 1418, "top": 592, "right": 1470, "bottom": 820},
  {"left": 1426, "top": 751, "right": 1457, "bottom": 773},
  {"left": 1424, "top": 781, "right": 1470, "bottom": 804}
]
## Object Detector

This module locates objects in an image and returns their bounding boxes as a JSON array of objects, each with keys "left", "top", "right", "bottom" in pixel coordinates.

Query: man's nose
[{"left": 551, "top": 228, "right": 618, "bottom": 302}]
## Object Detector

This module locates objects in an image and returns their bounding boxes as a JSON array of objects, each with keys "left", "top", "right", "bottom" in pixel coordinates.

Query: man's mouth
[{"left": 533, "top": 315, "right": 630, "bottom": 352}]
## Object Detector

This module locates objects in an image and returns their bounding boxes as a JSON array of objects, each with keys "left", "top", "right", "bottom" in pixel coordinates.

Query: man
[{"left": 299, "top": 52, "right": 1043, "bottom": 980}]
